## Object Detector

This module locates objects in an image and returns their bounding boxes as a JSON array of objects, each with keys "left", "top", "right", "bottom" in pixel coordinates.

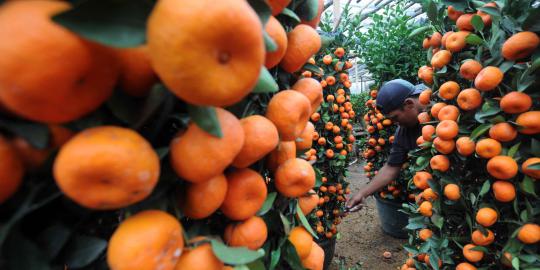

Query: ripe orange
[
  {"left": 221, "top": 168, "right": 267, "bottom": 220},
  {"left": 267, "top": 0, "right": 292, "bottom": 15},
  {"left": 116, "top": 45, "right": 157, "bottom": 97},
  {"left": 475, "top": 138, "right": 502, "bottom": 158},
  {"left": 417, "top": 136, "right": 426, "bottom": 147},
  {"left": 0, "top": 0, "right": 118, "bottom": 124},
  {"left": 438, "top": 105, "right": 460, "bottom": 121},
  {"left": 456, "top": 137, "right": 475, "bottom": 156},
  {"left": 264, "top": 16, "right": 288, "bottom": 68},
  {"left": 296, "top": 122, "right": 316, "bottom": 150},
  {"left": 446, "top": 31, "right": 470, "bottom": 52},
  {"left": 456, "top": 14, "right": 475, "bottom": 31},
  {"left": 457, "top": 88, "right": 482, "bottom": 111},
  {"left": 447, "top": 5, "right": 464, "bottom": 21},
  {"left": 487, "top": 155, "right": 518, "bottom": 180},
  {"left": 289, "top": 226, "right": 313, "bottom": 259},
  {"left": 422, "top": 125, "right": 435, "bottom": 141},
  {"left": 431, "top": 50, "right": 452, "bottom": 69},
  {"left": 267, "top": 141, "right": 296, "bottom": 172},
  {"left": 413, "top": 171, "right": 432, "bottom": 190},
  {"left": 171, "top": 108, "right": 244, "bottom": 183},
  {"left": 516, "top": 111, "right": 540, "bottom": 134},
  {"left": 444, "top": 184, "right": 460, "bottom": 201},
  {"left": 323, "top": 55, "right": 332, "bottom": 65},
  {"left": 175, "top": 238, "right": 223, "bottom": 270},
  {"left": 418, "top": 112, "right": 431, "bottom": 124},
  {"left": 334, "top": 47, "right": 345, "bottom": 57},
  {"left": 522, "top": 157, "right": 540, "bottom": 179},
  {"left": 147, "top": 0, "right": 264, "bottom": 107},
  {"left": 280, "top": 24, "right": 321, "bottom": 73},
  {"left": 459, "top": 60, "right": 482, "bottom": 80},
  {"left": 476, "top": 207, "right": 498, "bottom": 227},
  {"left": 224, "top": 216, "right": 268, "bottom": 250},
  {"left": 463, "top": 244, "right": 484, "bottom": 263},
  {"left": 472, "top": 229, "right": 495, "bottom": 246},
  {"left": 423, "top": 37, "right": 430, "bottom": 49},
  {"left": 0, "top": 136, "right": 24, "bottom": 204},
  {"left": 474, "top": 66, "right": 503, "bottom": 91},
  {"left": 54, "top": 126, "right": 159, "bottom": 210},
  {"left": 419, "top": 228, "right": 433, "bottom": 241},
  {"left": 182, "top": 174, "right": 227, "bottom": 219},
  {"left": 500, "top": 91, "right": 532, "bottom": 114},
  {"left": 430, "top": 32, "right": 442, "bottom": 47},
  {"left": 431, "top": 102, "right": 447, "bottom": 119},
  {"left": 441, "top": 31, "right": 454, "bottom": 48},
  {"left": 311, "top": 112, "right": 321, "bottom": 122},
  {"left": 492, "top": 181, "right": 515, "bottom": 202},
  {"left": 419, "top": 201, "right": 433, "bottom": 217},
  {"left": 301, "top": 242, "right": 325, "bottom": 270},
  {"left": 433, "top": 137, "right": 455, "bottom": 154},
  {"left": 232, "top": 115, "right": 279, "bottom": 168},
  {"left": 501, "top": 31, "right": 540, "bottom": 60},
  {"left": 423, "top": 188, "right": 438, "bottom": 201},
  {"left": 430, "top": 155, "right": 450, "bottom": 172},
  {"left": 419, "top": 89, "right": 432, "bottom": 105},
  {"left": 456, "top": 262, "right": 477, "bottom": 270},
  {"left": 107, "top": 210, "right": 184, "bottom": 270},
  {"left": 292, "top": 78, "right": 324, "bottom": 114},
  {"left": 489, "top": 122, "right": 517, "bottom": 142},
  {"left": 438, "top": 81, "right": 460, "bottom": 100},
  {"left": 436, "top": 120, "right": 459, "bottom": 140},
  {"left": 299, "top": 190, "right": 319, "bottom": 215},
  {"left": 418, "top": 65, "right": 434, "bottom": 85},
  {"left": 266, "top": 90, "right": 311, "bottom": 140},
  {"left": 517, "top": 223, "right": 540, "bottom": 244},
  {"left": 275, "top": 158, "right": 315, "bottom": 197}
]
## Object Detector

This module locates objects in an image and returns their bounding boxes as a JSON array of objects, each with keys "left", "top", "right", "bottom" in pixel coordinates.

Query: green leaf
[
  {"left": 426, "top": 1, "right": 438, "bottom": 25},
  {"left": 107, "top": 85, "right": 166, "bottom": 128},
  {"left": 303, "top": 63, "right": 322, "bottom": 74},
  {"left": 252, "top": 67, "right": 278, "bottom": 93},
  {"left": 518, "top": 73, "right": 535, "bottom": 92},
  {"left": 296, "top": 0, "right": 319, "bottom": 21},
  {"left": 52, "top": 0, "right": 153, "bottom": 48},
  {"left": 466, "top": 34, "right": 484, "bottom": 45},
  {"left": 431, "top": 214, "right": 444, "bottom": 229},
  {"left": 499, "top": 61, "right": 515, "bottom": 73},
  {"left": 295, "top": 203, "right": 318, "bottom": 239},
  {"left": 247, "top": 0, "right": 272, "bottom": 25},
  {"left": 531, "top": 139, "right": 540, "bottom": 156},
  {"left": 280, "top": 8, "right": 301, "bottom": 23},
  {"left": 479, "top": 180, "right": 491, "bottom": 197},
  {"left": 246, "top": 259, "right": 266, "bottom": 270},
  {"left": 283, "top": 241, "right": 304, "bottom": 269},
  {"left": 523, "top": 7, "right": 540, "bottom": 32},
  {"left": 64, "top": 235, "right": 108, "bottom": 268},
  {"left": 0, "top": 119, "right": 49, "bottom": 149},
  {"left": 470, "top": 123, "right": 493, "bottom": 140},
  {"left": 526, "top": 162, "right": 540, "bottom": 170},
  {"left": 508, "top": 143, "right": 521, "bottom": 158},
  {"left": 279, "top": 213, "right": 291, "bottom": 235},
  {"left": 257, "top": 192, "right": 277, "bottom": 216},
  {"left": 408, "top": 26, "right": 432, "bottom": 39},
  {"left": 471, "top": 15, "right": 484, "bottom": 32},
  {"left": 264, "top": 31, "right": 278, "bottom": 53},
  {"left": 187, "top": 105, "right": 223, "bottom": 138},
  {"left": 477, "top": 6, "right": 500, "bottom": 17},
  {"left": 211, "top": 239, "right": 264, "bottom": 265},
  {"left": 269, "top": 243, "right": 282, "bottom": 270},
  {"left": 36, "top": 223, "right": 72, "bottom": 259},
  {"left": 520, "top": 176, "right": 537, "bottom": 196}
]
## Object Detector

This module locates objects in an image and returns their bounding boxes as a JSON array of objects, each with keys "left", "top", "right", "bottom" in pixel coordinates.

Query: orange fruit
[
  {"left": 474, "top": 66, "right": 503, "bottom": 91},
  {"left": 419, "top": 89, "right": 432, "bottom": 105},
  {"left": 438, "top": 105, "right": 460, "bottom": 121},
  {"left": 472, "top": 229, "right": 495, "bottom": 246},
  {"left": 418, "top": 112, "right": 431, "bottom": 124},
  {"left": 296, "top": 121, "right": 316, "bottom": 150},
  {"left": 522, "top": 157, "right": 540, "bottom": 179},
  {"left": 325, "top": 149, "right": 334, "bottom": 158},
  {"left": 292, "top": 78, "right": 324, "bottom": 114},
  {"left": 275, "top": 158, "right": 315, "bottom": 197},
  {"left": 301, "top": 242, "right": 325, "bottom": 270},
  {"left": 456, "top": 137, "right": 475, "bottom": 156},
  {"left": 477, "top": 2, "right": 497, "bottom": 26},
  {"left": 147, "top": 0, "right": 264, "bottom": 107},
  {"left": 517, "top": 223, "right": 540, "bottom": 244},
  {"left": 224, "top": 216, "right": 268, "bottom": 250},
  {"left": 266, "top": 90, "right": 311, "bottom": 140},
  {"left": 431, "top": 50, "right": 452, "bottom": 69},
  {"left": 430, "top": 32, "right": 442, "bottom": 47},
  {"left": 444, "top": 184, "right": 460, "bottom": 201},
  {"left": 489, "top": 122, "right": 517, "bottom": 142},
  {"left": 431, "top": 102, "right": 447, "bottom": 119},
  {"left": 267, "top": 0, "right": 292, "bottom": 15},
  {"left": 436, "top": 120, "right": 459, "bottom": 140},
  {"left": 280, "top": 24, "right": 321, "bottom": 73},
  {"left": 476, "top": 207, "right": 498, "bottom": 227},
  {"left": 433, "top": 137, "right": 455, "bottom": 154},
  {"left": 501, "top": 31, "right": 540, "bottom": 60},
  {"left": 430, "top": 155, "right": 450, "bottom": 172},
  {"left": 232, "top": 115, "right": 279, "bottom": 168},
  {"left": 456, "top": 14, "right": 475, "bottom": 31},
  {"left": 422, "top": 125, "right": 435, "bottom": 141},
  {"left": 422, "top": 37, "right": 430, "bottom": 49},
  {"left": 413, "top": 171, "right": 432, "bottom": 190},
  {"left": 423, "top": 188, "right": 438, "bottom": 201},
  {"left": 460, "top": 60, "right": 483, "bottom": 80},
  {"left": 107, "top": 210, "right": 184, "bottom": 270},
  {"left": 418, "top": 65, "right": 434, "bottom": 84},
  {"left": 463, "top": 244, "right": 484, "bottom": 263},
  {"left": 334, "top": 47, "right": 345, "bottom": 58},
  {"left": 487, "top": 155, "right": 518, "bottom": 180},
  {"left": 322, "top": 55, "right": 332, "bottom": 65},
  {"left": 116, "top": 45, "right": 157, "bottom": 97},
  {"left": 0, "top": 136, "right": 24, "bottom": 204},
  {"left": 516, "top": 111, "right": 540, "bottom": 134},
  {"left": 456, "top": 262, "right": 477, "bottom": 270},
  {"left": 175, "top": 238, "right": 223, "bottom": 270},
  {"left": 447, "top": 5, "right": 464, "bottom": 21},
  {"left": 182, "top": 174, "right": 227, "bottom": 219},
  {"left": 171, "top": 108, "right": 244, "bottom": 183},
  {"left": 457, "top": 88, "right": 482, "bottom": 111},
  {"left": 221, "top": 168, "right": 267, "bottom": 220},
  {"left": 419, "top": 201, "right": 433, "bottom": 217},
  {"left": 54, "top": 126, "right": 159, "bottom": 210},
  {"left": 289, "top": 226, "right": 313, "bottom": 259},
  {"left": 311, "top": 112, "right": 321, "bottom": 122},
  {"left": 264, "top": 16, "right": 288, "bottom": 68},
  {"left": 438, "top": 81, "right": 460, "bottom": 100},
  {"left": 446, "top": 31, "right": 470, "bottom": 52},
  {"left": 267, "top": 141, "right": 296, "bottom": 172},
  {"left": 298, "top": 190, "right": 319, "bottom": 215},
  {"left": 0, "top": 0, "right": 118, "bottom": 124},
  {"left": 475, "top": 138, "right": 502, "bottom": 158},
  {"left": 382, "top": 119, "right": 392, "bottom": 126},
  {"left": 500, "top": 91, "right": 532, "bottom": 114},
  {"left": 441, "top": 31, "right": 454, "bottom": 48},
  {"left": 301, "top": 0, "right": 324, "bottom": 28},
  {"left": 492, "top": 181, "right": 515, "bottom": 202}
]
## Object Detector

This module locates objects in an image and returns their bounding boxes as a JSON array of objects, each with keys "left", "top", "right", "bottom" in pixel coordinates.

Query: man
[{"left": 346, "top": 79, "right": 427, "bottom": 212}]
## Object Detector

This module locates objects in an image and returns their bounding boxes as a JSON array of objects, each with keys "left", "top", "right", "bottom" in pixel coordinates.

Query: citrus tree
[
  {"left": 400, "top": 1, "right": 540, "bottom": 269},
  {"left": 0, "top": 0, "right": 332, "bottom": 269}
]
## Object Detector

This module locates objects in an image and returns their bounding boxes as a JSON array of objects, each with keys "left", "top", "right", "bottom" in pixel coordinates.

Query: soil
[{"left": 329, "top": 163, "right": 407, "bottom": 270}]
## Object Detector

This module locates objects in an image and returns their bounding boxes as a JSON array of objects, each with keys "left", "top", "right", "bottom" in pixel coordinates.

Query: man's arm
[{"left": 345, "top": 163, "right": 401, "bottom": 212}]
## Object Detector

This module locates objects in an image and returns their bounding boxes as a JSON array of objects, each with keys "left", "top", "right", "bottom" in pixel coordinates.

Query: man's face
[{"left": 385, "top": 102, "right": 419, "bottom": 128}]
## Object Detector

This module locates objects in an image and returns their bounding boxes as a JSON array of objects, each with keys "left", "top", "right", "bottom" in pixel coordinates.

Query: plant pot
[
  {"left": 374, "top": 194, "right": 408, "bottom": 239},
  {"left": 315, "top": 236, "right": 337, "bottom": 270}
]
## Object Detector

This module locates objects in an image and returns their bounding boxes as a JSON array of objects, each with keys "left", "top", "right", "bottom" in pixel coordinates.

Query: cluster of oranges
[
  {"left": 0, "top": 0, "right": 330, "bottom": 269},
  {"left": 402, "top": 2, "right": 540, "bottom": 270}
]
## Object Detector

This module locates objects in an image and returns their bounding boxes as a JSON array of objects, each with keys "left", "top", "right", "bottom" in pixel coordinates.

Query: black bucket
[
  {"left": 315, "top": 236, "right": 337, "bottom": 270},
  {"left": 374, "top": 195, "right": 408, "bottom": 239}
]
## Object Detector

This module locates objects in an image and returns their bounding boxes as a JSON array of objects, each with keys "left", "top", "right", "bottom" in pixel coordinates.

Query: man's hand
[{"left": 345, "top": 189, "right": 367, "bottom": 212}]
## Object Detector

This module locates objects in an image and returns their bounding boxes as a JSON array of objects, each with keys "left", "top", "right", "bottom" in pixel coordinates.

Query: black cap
[{"left": 376, "top": 79, "right": 425, "bottom": 114}]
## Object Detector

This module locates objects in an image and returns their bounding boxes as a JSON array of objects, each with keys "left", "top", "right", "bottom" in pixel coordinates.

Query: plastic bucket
[
  {"left": 374, "top": 195, "right": 408, "bottom": 239},
  {"left": 316, "top": 236, "right": 337, "bottom": 270}
]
